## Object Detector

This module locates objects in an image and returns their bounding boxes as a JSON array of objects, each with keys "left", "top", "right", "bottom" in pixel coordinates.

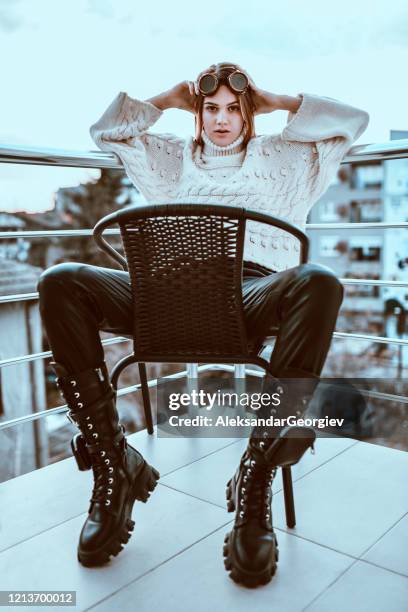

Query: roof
[
  {"left": 0, "top": 213, "right": 26, "bottom": 229},
  {"left": 0, "top": 258, "right": 43, "bottom": 297}
]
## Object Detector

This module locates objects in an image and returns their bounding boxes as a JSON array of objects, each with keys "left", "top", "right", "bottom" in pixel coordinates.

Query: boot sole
[
  {"left": 78, "top": 461, "right": 160, "bottom": 567},
  {"left": 223, "top": 532, "right": 279, "bottom": 588},
  {"left": 224, "top": 479, "right": 279, "bottom": 587}
]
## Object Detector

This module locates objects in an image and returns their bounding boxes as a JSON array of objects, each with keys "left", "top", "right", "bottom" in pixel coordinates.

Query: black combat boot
[
  {"left": 54, "top": 362, "right": 160, "bottom": 567},
  {"left": 223, "top": 374, "right": 318, "bottom": 587}
]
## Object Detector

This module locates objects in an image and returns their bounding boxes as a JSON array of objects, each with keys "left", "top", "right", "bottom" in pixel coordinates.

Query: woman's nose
[{"left": 216, "top": 111, "right": 228, "bottom": 124}]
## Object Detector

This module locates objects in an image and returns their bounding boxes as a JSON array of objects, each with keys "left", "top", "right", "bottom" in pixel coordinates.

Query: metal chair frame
[{"left": 93, "top": 203, "right": 309, "bottom": 528}]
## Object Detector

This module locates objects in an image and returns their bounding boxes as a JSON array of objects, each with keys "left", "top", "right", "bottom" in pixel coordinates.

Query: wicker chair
[{"left": 93, "top": 203, "right": 309, "bottom": 528}]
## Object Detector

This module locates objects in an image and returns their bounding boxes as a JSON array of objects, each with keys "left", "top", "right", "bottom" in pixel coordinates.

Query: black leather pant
[{"left": 38, "top": 260, "right": 344, "bottom": 380}]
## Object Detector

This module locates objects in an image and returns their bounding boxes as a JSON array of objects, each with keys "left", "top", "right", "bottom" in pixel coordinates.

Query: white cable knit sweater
[{"left": 90, "top": 92, "right": 369, "bottom": 272}]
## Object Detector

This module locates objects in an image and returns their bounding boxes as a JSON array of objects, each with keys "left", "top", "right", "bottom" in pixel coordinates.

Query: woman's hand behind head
[
  {"left": 232, "top": 67, "right": 278, "bottom": 115},
  {"left": 167, "top": 80, "right": 198, "bottom": 114}
]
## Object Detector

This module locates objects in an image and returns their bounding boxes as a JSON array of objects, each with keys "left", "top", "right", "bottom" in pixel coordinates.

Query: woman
[{"left": 38, "top": 62, "right": 369, "bottom": 584}]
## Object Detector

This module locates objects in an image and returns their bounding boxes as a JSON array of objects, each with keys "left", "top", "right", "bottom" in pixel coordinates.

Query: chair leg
[
  {"left": 282, "top": 466, "right": 296, "bottom": 528},
  {"left": 138, "top": 363, "right": 154, "bottom": 435}
]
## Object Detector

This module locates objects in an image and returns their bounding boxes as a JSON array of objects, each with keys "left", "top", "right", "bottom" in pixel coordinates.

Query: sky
[{"left": 0, "top": 0, "right": 407, "bottom": 213}]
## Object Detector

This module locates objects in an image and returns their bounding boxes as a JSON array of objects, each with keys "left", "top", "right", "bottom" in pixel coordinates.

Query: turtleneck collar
[{"left": 201, "top": 129, "right": 246, "bottom": 157}]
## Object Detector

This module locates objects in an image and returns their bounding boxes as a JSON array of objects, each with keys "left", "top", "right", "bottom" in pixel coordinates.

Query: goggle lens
[
  {"left": 198, "top": 74, "right": 217, "bottom": 95},
  {"left": 229, "top": 72, "right": 248, "bottom": 92}
]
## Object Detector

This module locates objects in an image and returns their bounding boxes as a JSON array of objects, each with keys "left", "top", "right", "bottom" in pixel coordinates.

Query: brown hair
[{"left": 194, "top": 62, "right": 256, "bottom": 147}]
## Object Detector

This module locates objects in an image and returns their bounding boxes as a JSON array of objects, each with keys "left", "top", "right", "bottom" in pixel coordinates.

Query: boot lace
[
  {"left": 64, "top": 380, "right": 123, "bottom": 509},
  {"left": 239, "top": 456, "right": 277, "bottom": 523},
  {"left": 88, "top": 448, "right": 121, "bottom": 507}
]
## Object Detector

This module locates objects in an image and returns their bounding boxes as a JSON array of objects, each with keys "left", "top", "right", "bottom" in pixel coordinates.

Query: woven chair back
[{"left": 119, "top": 211, "right": 249, "bottom": 360}]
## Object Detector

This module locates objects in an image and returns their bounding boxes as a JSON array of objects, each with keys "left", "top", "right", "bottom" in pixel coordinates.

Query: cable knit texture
[{"left": 90, "top": 91, "right": 369, "bottom": 271}]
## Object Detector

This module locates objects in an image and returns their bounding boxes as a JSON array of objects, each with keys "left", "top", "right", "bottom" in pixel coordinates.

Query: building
[
  {"left": 0, "top": 258, "right": 48, "bottom": 481},
  {"left": 309, "top": 130, "right": 408, "bottom": 367}
]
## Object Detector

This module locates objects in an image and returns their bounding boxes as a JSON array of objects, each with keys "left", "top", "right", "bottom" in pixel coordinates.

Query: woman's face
[{"left": 201, "top": 84, "right": 244, "bottom": 146}]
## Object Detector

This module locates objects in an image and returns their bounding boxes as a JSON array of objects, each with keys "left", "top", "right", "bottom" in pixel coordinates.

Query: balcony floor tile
[
  {"left": 305, "top": 560, "right": 408, "bottom": 612},
  {"left": 126, "top": 429, "right": 238, "bottom": 478},
  {"left": 361, "top": 513, "right": 408, "bottom": 576},
  {"left": 91, "top": 528, "right": 353, "bottom": 612},
  {"left": 0, "top": 484, "right": 227, "bottom": 611},
  {"left": 0, "top": 429, "right": 234, "bottom": 552},
  {"left": 272, "top": 441, "right": 408, "bottom": 557},
  {"left": 0, "top": 433, "right": 406, "bottom": 612},
  {"left": 159, "top": 436, "right": 357, "bottom": 507}
]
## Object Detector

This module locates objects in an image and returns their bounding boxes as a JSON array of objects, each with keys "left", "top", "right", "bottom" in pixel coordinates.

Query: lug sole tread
[{"left": 222, "top": 531, "right": 279, "bottom": 588}]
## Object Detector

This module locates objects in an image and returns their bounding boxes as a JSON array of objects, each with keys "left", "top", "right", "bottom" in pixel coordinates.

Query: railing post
[
  {"left": 234, "top": 364, "right": 246, "bottom": 378},
  {"left": 187, "top": 363, "right": 198, "bottom": 378}
]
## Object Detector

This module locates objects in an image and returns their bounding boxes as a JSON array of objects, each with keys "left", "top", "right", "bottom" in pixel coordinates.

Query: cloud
[
  {"left": 0, "top": 0, "right": 24, "bottom": 32},
  {"left": 86, "top": 0, "right": 115, "bottom": 20},
  {"left": 179, "top": 1, "right": 408, "bottom": 59}
]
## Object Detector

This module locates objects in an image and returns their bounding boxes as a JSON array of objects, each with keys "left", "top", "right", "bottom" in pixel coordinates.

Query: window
[
  {"left": 350, "top": 199, "right": 383, "bottom": 223},
  {"left": 320, "top": 201, "right": 341, "bottom": 222},
  {"left": 319, "top": 236, "right": 343, "bottom": 258},
  {"left": 352, "top": 164, "right": 383, "bottom": 189},
  {"left": 350, "top": 246, "right": 381, "bottom": 262},
  {"left": 349, "top": 237, "right": 382, "bottom": 262}
]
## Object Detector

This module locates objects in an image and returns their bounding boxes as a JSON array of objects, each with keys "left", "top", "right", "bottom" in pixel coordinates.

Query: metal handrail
[
  {"left": 0, "top": 144, "right": 121, "bottom": 169},
  {"left": 1, "top": 221, "right": 407, "bottom": 241},
  {"left": 340, "top": 279, "right": 408, "bottom": 287},
  {"left": 1, "top": 218, "right": 406, "bottom": 307},
  {"left": 308, "top": 222, "right": 408, "bottom": 230},
  {"left": 0, "top": 363, "right": 219, "bottom": 432},
  {"left": 1, "top": 139, "right": 408, "bottom": 168},
  {"left": 332, "top": 331, "right": 407, "bottom": 346},
  {"left": 0, "top": 292, "right": 38, "bottom": 304},
  {"left": 0, "top": 328, "right": 407, "bottom": 370},
  {"left": 0, "top": 228, "right": 119, "bottom": 239},
  {"left": 0, "top": 276, "right": 407, "bottom": 308},
  {"left": 0, "top": 336, "right": 131, "bottom": 368},
  {"left": 1, "top": 361, "right": 407, "bottom": 432}
]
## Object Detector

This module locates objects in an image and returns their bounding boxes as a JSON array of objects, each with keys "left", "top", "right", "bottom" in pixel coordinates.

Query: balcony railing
[
  {"left": 1, "top": 139, "right": 408, "bottom": 434},
  {"left": 1, "top": 138, "right": 407, "bottom": 167}
]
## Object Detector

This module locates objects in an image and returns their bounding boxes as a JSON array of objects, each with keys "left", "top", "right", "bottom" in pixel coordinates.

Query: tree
[{"left": 61, "top": 169, "right": 133, "bottom": 267}]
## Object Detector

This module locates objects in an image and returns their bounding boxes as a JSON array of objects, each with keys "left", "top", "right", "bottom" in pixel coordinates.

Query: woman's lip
[{"left": 214, "top": 131, "right": 229, "bottom": 134}]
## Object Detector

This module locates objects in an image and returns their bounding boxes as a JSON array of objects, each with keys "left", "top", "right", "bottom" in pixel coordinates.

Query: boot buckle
[
  {"left": 264, "top": 426, "right": 317, "bottom": 466},
  {"left": 71, "top": 433, "right": 92, "bottom": 471}
]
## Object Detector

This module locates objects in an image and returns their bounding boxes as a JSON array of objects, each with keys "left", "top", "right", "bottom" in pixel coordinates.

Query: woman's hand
[
  {"left": 237, "top": 67, "right": 302, "bottom": 115},
  {"left": 235, "top": 68, "right": 279, "bottom": 115},
  {"left": 167, "top": 80, "right": 198, "bottom": 114},
  {"left": 147, "top": 81, "right": 197, "bottom": 113},
  {"left": 249, "top": 84, "right": 280, "bottom": 115}
]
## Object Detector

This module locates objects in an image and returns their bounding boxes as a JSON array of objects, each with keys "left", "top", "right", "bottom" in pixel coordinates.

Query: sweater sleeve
[
  {"left": 90, "top": 92, "right": 163, "bottom": 150},
  {"left": 90, "top": 92, "right": 185, "bottom": 201},
  {"left": 281, "top": 93, "right": 369, "bottom": 206},
  {"left": 281, "top": 92, "right": 369, "bottom": 146}
]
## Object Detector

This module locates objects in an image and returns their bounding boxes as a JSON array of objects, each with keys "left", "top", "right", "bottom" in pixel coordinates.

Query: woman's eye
[{"left": 205, "top": 106, "right": 239, "bottom": 112}]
